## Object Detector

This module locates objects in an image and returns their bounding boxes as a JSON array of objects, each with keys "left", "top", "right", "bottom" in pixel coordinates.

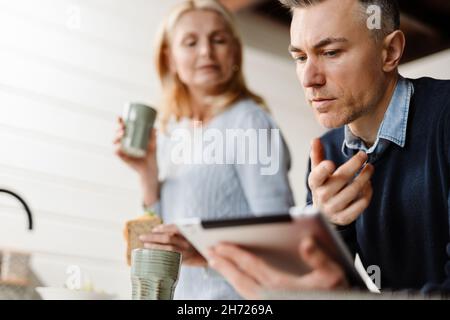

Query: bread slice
[{"left": 124, "top": 214, "right": 162, "bottom": 265}]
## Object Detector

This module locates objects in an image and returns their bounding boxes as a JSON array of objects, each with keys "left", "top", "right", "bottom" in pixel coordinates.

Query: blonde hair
[{"left": 154, "top": 0, "right": 267, "bottom": 131}]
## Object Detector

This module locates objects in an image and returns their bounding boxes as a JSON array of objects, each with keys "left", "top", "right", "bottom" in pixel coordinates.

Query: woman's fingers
[
  {"left": 139, "top": 232, "right": 190, "bottom": 251},
  {"left": 112, "top": 118, "right": 125, "bottom": 145},
  {"left": 153, "top": 224, "right": 179, "bottom": 234},
  {"left": 139, "top": 226, "right": 203, "bottom": 263},
  {"left": 152, "top": 224, "right": 190, "bottom": 247},
  {"left": 114, "top": 144, "right": 130, "bottom": 161},
  {"left": 113, "top": 132, "right": 124, "bottom": 145},
  {"left": 147, "top": 128, "right": 157, "bottom": 152},
  {"left": 143, "top": 243, "right": 180, "bottom": 252}
]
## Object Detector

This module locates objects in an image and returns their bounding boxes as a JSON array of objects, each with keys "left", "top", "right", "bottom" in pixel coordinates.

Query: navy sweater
[{"left": 306, "top": 77, "right": 450, "bottom": 295}]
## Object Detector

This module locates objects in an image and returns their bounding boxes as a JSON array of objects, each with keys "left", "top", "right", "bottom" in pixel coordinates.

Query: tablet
[{"left": 176, "top": 206, "right": 367, "bottom": 288}]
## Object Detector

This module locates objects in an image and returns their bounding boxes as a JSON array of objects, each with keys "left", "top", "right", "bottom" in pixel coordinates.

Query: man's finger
[
  {"left": 329, "top": 183, "right": 373, "bottom": 226},
  {"left": 323, "top": 164, "right": 374, "bottom": 214},
  {"left": 299, "top": 237, "right": 334, "bottom": 271},
  {"left": 213, "top": 244, "right": 282, "bottom": 286},
  {"left": 208, "top": 252, "right": 262, "bottom": 300},
  {"left": 292, "top": 263, "right": 346, "bottom": 290},
  {"left": 308, "top": 161, "right": 336, "bottom": 190},
  {"left": 310, "top": 138, "right": 325, "bottom": 169},
  {"left": 295, "top": 237, "right": 346, "bottom": 289},
  {"left": 333, "top": 151, "right": 368, "bottom": 179}
]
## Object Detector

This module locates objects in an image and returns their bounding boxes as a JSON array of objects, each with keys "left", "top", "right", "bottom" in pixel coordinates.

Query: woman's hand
[
  {"left": 139, "top": 224, "right": 208, "bottom": 267},
  {"left": 113, "top": 116, "right": 158, "bottom": 176},
  {"left": 113, "top": 116, "right": 159, "bottom": 206}
]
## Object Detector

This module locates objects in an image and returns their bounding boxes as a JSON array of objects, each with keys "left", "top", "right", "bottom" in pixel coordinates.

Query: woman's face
[{"left": 168, "top": 9, "right": 238, "bottom": 93}]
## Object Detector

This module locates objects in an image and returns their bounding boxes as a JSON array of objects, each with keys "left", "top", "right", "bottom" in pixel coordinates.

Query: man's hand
[
  {"left": 309, "top": 138, "right": 374, "bottom": 226},
  {"left": 207, "top": 237, "right": 348, "bottom": 300}
]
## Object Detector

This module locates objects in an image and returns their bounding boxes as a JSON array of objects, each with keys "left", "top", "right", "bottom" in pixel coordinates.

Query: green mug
[
  {"left": 131, "top": 248, "right": 182, "bottom": 300},
  {"left": 121, "top": 103, "right": 157, "bottom": 158}
]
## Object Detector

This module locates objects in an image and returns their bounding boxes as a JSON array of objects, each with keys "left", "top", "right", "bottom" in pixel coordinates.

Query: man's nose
[{"left": 301, "top": 59, "right": 326, "bottom": 88}]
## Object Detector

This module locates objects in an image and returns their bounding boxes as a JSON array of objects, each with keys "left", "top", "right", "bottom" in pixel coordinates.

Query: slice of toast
[{"left": 124, "top": 214, "right": 162, "bottom": 265}]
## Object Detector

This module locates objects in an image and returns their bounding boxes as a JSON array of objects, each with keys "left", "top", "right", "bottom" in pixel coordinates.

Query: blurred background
[{"left": 0, "top": 0, "right": 449, "bottom": 298}]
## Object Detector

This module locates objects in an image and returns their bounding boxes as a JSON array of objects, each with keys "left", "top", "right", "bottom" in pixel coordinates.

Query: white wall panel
[
  {"left": 0, "top": 127, "right": 137, "bottom": 190},
  {"left": 0, "top": 168, "right": 141, "bottom": 224},
  {"left": 0, "top": 208, "right": 126, "bottom": 262},
  {"left": 0, "top": 0, "right": 180, "bottom": 298}
]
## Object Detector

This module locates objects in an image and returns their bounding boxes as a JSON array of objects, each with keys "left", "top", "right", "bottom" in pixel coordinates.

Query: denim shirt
[{"left": 341, "top": 76, "right": 414, "bottom": 163}]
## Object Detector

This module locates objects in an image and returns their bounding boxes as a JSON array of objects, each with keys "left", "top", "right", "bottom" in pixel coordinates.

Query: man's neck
[{"left": 348, "top": 74, "right": 399, "bottom": 147}]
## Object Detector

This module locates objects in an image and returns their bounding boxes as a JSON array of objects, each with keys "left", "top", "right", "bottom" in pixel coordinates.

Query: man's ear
[{"left": 382, "top": 30, "right": 406, "bottom": 72}]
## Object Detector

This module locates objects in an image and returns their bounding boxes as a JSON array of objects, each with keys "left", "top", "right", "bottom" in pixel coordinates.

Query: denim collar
[{"left": 342, "top": 76, "right": 414, "bottom": 162}]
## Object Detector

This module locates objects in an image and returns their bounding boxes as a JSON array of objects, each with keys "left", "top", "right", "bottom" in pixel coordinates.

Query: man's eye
[
  {"left": 294, "top": 55, "right": 307, "bottom": 63},
  {"left": 323, "top": 50, "right": 339, "bottom": 57}
]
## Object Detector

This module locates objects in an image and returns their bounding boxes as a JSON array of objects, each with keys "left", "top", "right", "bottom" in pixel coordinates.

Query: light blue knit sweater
[{"left": 153, "top": 98, "right": 295, "bottom": 299}]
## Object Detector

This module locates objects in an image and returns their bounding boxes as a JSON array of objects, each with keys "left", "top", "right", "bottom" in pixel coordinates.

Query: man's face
[{"left": 290, "top": 0, "right": 385, "bottom": 128}]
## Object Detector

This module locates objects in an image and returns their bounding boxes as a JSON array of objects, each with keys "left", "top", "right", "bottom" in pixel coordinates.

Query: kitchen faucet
[{"left": 0, "top": 189, "right": 33, "bottom": 230}]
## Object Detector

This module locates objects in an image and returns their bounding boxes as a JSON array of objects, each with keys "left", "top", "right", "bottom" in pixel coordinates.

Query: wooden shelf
[{"left": 0, "top": 278, "right": 30, "bottom": 287}]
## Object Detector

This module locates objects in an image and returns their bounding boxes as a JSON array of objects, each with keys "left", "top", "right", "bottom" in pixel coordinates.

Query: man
[{"left": 207, "top": 0, "right": 450, "bottom": 298}]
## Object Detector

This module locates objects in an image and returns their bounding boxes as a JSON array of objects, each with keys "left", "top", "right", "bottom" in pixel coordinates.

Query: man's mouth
[
  {"left": 311, "top": 97, "right": 336, "bottom": 102},
  {"left": 311, "top": 98, "right": 337, "bottom": 111}
]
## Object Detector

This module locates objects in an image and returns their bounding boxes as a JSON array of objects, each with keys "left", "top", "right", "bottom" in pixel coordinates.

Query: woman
[{"left": 113, "top": 0, "right": 294, "bottom": 299}]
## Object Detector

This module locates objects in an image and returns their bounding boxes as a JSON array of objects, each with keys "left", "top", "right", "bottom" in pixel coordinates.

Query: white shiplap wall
[
  {"left": 0, "top": 0, "right": 182, "bottom": 298},
  {"left": 399, "top": 49, "right": 450, "bottom": 80}
]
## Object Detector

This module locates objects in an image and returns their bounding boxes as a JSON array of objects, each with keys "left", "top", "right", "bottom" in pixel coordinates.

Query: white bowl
[{"left": 36, "top": 287, "right": 117, "bottom": 300}]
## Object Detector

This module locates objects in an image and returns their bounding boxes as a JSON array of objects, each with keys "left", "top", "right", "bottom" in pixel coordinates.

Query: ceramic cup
[
  {"left": 130, "top": 248, "right": 181, "bottom": 300},
  {"left": 121, "top": 103, "right": 157, "bottom": 158}
]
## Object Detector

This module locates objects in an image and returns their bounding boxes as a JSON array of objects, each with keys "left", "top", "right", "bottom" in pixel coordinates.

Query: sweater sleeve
[
  {"left": 421, "top": 102, "right": 450, "bottom": 297},
  {"left": 445, "top": 103, "right": 450, "bottom": 295},
  {"left": 233, "top": 108, "right": 295, "bottom": 215},
  {"left": 420, "top": 243, "right": 450, "bottom": 297}
]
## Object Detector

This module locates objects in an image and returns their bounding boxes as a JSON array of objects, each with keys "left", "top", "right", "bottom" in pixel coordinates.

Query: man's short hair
[{"left": 278, "top": 0, "right": 400, "bottom": 41}]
